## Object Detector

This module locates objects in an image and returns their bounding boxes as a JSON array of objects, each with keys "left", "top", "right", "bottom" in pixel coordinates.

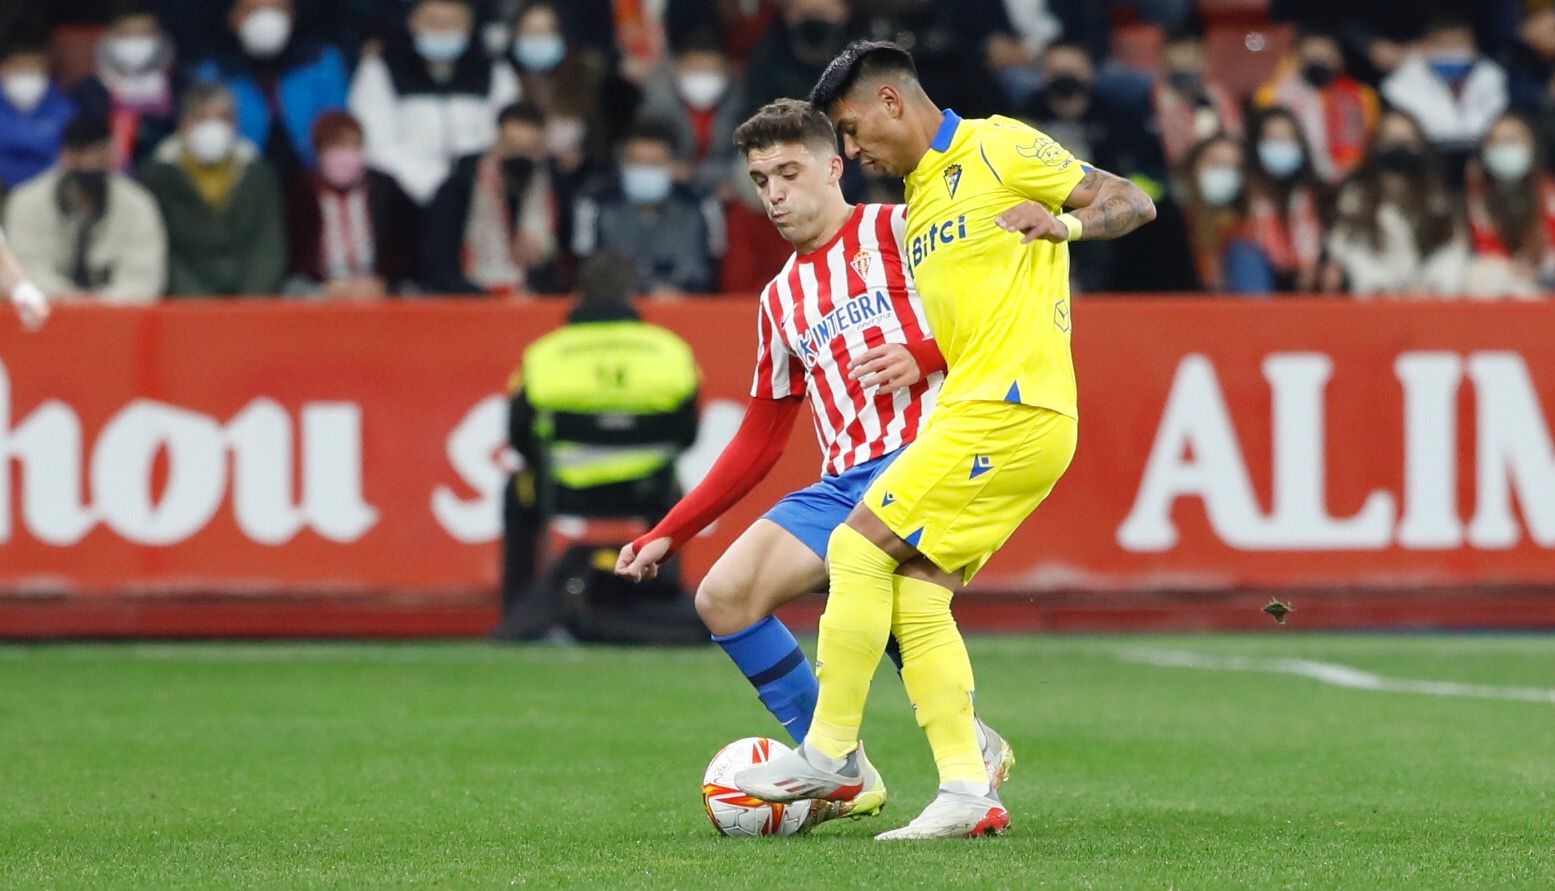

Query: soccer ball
[{"left": 701, "top": 737, "right": 816, "bottom": 837}]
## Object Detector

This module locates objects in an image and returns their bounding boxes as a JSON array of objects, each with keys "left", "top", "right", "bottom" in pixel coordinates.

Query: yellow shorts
[{"left": 864, "top": 400, "right": 1077, "bottom": 583}]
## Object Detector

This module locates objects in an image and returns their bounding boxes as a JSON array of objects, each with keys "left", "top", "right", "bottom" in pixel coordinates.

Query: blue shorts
[{"left": 761, "top": 448, "right": 906, "bottom": 560}]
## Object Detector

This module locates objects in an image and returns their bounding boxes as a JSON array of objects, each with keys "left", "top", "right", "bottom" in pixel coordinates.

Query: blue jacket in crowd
[
  {"left": 195, "top": 40, "right": 348, "bottom": 171},
  {"left": 0, "top": 86, "right": 75, "bottom": 191}
]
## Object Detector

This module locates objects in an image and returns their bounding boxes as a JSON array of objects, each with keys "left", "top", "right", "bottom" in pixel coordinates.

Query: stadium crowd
[{"left": 0, "top": 0, "right": 1551, "bottom": 300}]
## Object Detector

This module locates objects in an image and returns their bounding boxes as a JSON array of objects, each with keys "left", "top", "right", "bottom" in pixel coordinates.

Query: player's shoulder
[{"left": 857, "top": 202, "right": 907, "bottom": 227}]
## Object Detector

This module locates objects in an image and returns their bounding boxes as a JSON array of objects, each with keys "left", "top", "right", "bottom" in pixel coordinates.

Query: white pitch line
[{"left": 1118, "top": 648, "right": 1555, "bottom": 704}]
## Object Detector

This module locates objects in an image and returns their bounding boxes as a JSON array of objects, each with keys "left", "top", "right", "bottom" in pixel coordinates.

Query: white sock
[
  {"left": 802, "top": 738, "right": 849, "bottom": 772},
  {"left": 942, "top": 779, "right": 991, "bottom": 798},
  {"left": 974, "top": 718, "right": 988, "bottom": 750}
]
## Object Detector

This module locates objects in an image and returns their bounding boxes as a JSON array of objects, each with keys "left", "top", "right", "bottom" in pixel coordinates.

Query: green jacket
[{"left": 138, "top": 136, "right": 286, "bottom": 296}]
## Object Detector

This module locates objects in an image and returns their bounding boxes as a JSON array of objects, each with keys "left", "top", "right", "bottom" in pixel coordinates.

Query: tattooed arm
[{"left": 994, "top": 167, "right": 1156, "bottom": 244}]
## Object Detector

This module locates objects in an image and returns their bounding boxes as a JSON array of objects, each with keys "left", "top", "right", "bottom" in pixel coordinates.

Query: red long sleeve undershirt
[
  {"left": 635, "top": 395, "right": 804, "bottom": 557},
  {"left": 634, "top": 339, "right": 946, "bottom": 557}
]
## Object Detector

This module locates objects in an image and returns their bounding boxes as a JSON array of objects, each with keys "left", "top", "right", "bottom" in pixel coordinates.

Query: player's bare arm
[
  {"left": 848, "top": 343, "right": 919, "bottom": 394},
  {"left": 995, "top": 167, "right": 1156, "bottom": 244}
]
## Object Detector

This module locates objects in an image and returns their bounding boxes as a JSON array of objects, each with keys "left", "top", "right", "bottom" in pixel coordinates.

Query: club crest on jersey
[
  {"left": 849, "top": 249, "right": 872, "bottom": 280},
  {"left": 942, "top": 163, "right": 963, "bottom": 198}
]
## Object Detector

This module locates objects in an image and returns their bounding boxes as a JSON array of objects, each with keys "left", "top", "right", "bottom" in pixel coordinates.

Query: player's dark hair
[
  {"left": 498, "top": 101, "right": 545, "bottom": 129},
  {"left": 732, "top": 98, "right": 836, "bottom": 157},
  {"left": 808, "top": 40, "right": 917, "bottom": 113},
  {"left": 63, "top": 114, "right": 111, "bottom": 149}
]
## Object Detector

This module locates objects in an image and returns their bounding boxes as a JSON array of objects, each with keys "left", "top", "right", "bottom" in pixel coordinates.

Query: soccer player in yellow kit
[{"left": 736, "top": 41, "right": 1156, "bottom": 839}]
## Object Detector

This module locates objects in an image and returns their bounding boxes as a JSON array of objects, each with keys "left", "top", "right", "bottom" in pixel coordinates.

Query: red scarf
[
  {"left": 1152, "top": 81, "right": 1244, "bottom": 169},
  {"left": 1465, "top": 169, "right": 1555, "bottom": 262},
  {"left": 1246, "top": 185, "right": 1322, "bottom": 276}
]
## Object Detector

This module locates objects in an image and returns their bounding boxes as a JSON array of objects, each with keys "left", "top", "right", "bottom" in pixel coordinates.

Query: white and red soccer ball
[{"left": 701, "top": 737, "right": 815, "bottom": 837}]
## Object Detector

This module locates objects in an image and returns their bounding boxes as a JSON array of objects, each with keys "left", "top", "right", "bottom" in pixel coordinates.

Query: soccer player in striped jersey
[{"left": 614, "top": 99, "right": 1013, "bottom": 823}]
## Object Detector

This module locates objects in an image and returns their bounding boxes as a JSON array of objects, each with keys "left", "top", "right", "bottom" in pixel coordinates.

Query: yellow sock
[
  {"left": 893, "top": 575, "right": 985, "bottom": 787},
  {"left": 808, "top": 524, "right": 900, "bottom": 760}
]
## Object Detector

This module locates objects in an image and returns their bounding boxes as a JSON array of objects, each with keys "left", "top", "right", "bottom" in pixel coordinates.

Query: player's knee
[{"left": 695, "top": 571, "right": 759, "bottom": 636}]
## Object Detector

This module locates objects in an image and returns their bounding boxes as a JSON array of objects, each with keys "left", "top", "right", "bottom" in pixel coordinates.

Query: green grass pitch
[{"left": 3, "top": 634, "right": 1553, "bottom": 888}]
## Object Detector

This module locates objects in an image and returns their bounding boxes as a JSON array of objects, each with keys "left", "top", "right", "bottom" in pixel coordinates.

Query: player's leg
[
  {"left": 698, "top": 518, "right": 828, "bottom": 744},
  {"left": 876, "top": 404, "right": 1078, "bottom": 839}
]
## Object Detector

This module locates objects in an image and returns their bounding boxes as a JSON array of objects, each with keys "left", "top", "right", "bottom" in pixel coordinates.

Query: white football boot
[
  {"left": 978, "top": 718, "right": 1015, "bottom": 792},
  {"left": 874, "top": 788, "right": 1010, "bottom": 840},
  {"left": 734, "top": 740, "right": 887, "bottom": 818}
]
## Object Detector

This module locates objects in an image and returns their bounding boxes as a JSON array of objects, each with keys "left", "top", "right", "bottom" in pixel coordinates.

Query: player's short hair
[
  {"left": 732, "top": 98, "right": 836, "bottom": 157},
  {"left": 63, "top": 114, "right": 111, "bottom": 150},
  {"left": 808, "top": 40, "right": 918, "bottom": 113}
]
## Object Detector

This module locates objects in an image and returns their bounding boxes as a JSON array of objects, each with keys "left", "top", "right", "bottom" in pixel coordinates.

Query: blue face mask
[
  {"left": 621, "top": 164, "right": 672, "bottom": 205},
  {"left": 1428, "top": 56, "right": 1474, "bottom": 83},
  {"left": 514, "top": 34, "right": 565, "bottom": 71},
  {"left": 415, "top": 30, "right": 469, "bottom": 63}
]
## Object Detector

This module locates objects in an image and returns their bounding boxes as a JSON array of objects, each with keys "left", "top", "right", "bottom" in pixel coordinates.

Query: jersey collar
[{"left": 928, "top": 108, "right": 961, "bottom": 154}]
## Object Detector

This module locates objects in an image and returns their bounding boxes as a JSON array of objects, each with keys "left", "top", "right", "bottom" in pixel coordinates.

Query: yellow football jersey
[{"left": 902, "top": 110, "right": 1088, "bottom": 417}]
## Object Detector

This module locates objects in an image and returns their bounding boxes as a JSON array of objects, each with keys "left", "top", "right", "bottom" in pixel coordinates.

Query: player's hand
[
  {"left": 849, "top": 343, "right": 920, "bottom": 395},
  {"left": 10, "top": 280, "right": 48, "bottom": 331},
  {"left": 996, "top": 202, "right": 1069, "bottom": 244},
  {"left": 616, "top": 536, "right": 671, "bottom": 582}
]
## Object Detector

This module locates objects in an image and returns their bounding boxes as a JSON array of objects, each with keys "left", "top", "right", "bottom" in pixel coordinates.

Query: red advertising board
[{"left": 2, "top": 298, "right": 1553, "bottom": 635}]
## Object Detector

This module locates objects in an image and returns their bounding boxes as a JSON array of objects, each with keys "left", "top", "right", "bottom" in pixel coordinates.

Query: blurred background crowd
[{"left": 1, "top": 0, "right": 1551, "bottom": 302}]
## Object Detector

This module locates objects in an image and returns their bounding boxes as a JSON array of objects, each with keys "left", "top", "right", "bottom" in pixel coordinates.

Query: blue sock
[{"left": 713, "top": 616, "right": 818, "bottom": 744}]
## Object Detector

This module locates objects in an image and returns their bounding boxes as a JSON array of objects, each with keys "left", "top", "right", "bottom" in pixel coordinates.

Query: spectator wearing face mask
[
  {"left": 1381, "top": 15, "right": 1509, "bottom": 168},
  {"left": 743, "top": 0, "right": 859, "bottom": 118},
  {"left": 1150, "top": 30, "right": 1243, "bottom": 176},
  {"left": 573, "top": 121, "right": 724, "bottom": 296},
  {"left": 0, "top": 43, "right": 76, "bottom": 194},
  {"left": 1463, "top": 112, "right": 1555, "bottom": 299},
  {"left": 635, "top": 34, "right": 744, "bottom": 198},
  {"left": 1255, "top": 29, "right": 1380, "bottom": 185},
  {"left": 423, "top": 102, "right": 561, "bottom": 296},
  {"left": 1, "top": 115, "right": 167, "bottom": 303},
  {"left": 193, "top": 0, "right": 350, "bottom": 179},
  {"left": 1324, "top": 110, "right": 1468, "bottom": 297},
  {"left": 285, "top": 110, "right": 420, "bottom": 298},
  {"left": 71, "top": 3, "right": 183, "bottom": 173},
  {"left": 350, "top": 0, "right": 521, "bottom": 205},
  {"left": 504, "top": 1, "right": 639, "bottom": 158},
  {"left": 138, "top": 82, "right": 287, "bottom": 296},
  {"left": 1180, "top": 135, "right": 1270, "bottom": 293},
  {"left": 1241, "top": 107, "right": 1327, "bottom": 293}
]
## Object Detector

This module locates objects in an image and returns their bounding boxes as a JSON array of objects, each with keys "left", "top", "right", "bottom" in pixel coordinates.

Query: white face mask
[
  {"left": 1483, "top": 142, "right": 1534, "bottom": 182},
  {"left": 187, "top": 118, "right": 236, "bottom": 163},
  {"left": 3, "top": 71, "right": 48, "bottom": 113},
  {"left": 238, "top": 7, "right": 292, "bottom": 59},
  {"left": 107, "top": 34, "right": 161, "bottom": 71},
  {"left": 415, "top": 30, "right": 469, "bottom": 63},
  {"left": 1197, "top": 165, "right": 1242, "bottom": 206},
  {"left": 514, "top": 34, "right": 566, "bottom": 71},
  {"left": 677, "top": 70, "right": 728, "bottom": 111},
  {"left": 1257, "top": 139, "right": 1304, "bottom": 179},
  {"left": 621, "top": 164, "right": 673, "bottom": 204}
]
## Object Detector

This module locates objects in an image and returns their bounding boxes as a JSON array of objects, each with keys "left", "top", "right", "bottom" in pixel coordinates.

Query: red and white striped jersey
[{"left": 751, "top": 203, "right": 942, "bottom": 476}]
